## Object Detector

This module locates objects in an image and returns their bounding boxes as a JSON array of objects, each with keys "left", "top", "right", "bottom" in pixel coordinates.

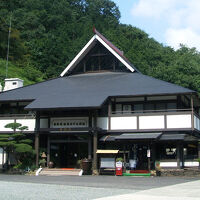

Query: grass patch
[{"left": 0, "top": 59, "right": 44, "bottom": 86}]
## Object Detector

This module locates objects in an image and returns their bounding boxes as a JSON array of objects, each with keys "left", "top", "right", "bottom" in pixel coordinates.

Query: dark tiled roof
[{"left": 0, "top": 72, "right": 195, "bottom": 110}]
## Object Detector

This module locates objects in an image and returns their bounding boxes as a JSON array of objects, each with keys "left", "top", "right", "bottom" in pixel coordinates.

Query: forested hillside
[{"left": 0, "top": 0, "right": 200, "bottom": 94}]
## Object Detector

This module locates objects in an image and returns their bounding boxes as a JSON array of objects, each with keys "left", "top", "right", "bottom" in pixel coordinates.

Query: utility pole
[{"left": 6, "top": 14, "right": 12, "bottom": 78}]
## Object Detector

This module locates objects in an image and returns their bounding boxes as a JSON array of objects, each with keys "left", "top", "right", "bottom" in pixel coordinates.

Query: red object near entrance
[{"left": 115, "top": 161, "right": 123, "bottom": 176}]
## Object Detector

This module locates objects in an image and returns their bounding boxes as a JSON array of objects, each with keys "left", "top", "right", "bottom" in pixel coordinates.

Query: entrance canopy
[
  {"left": 100, "top": 133, "right": 162, "bottom": 142},
  {"left": 100, "top": 133, "right": 198, "bottom": 142},
  {"left": 115, "top": 133, "right": 162, "bottom": 140},
  {"left": 159, "top": 134, "right": 198, "bottom": 141}
]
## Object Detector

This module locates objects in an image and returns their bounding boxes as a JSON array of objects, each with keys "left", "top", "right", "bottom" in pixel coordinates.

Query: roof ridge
[{"left": 93, "top": 28, "right": 124, "bottom": 56}]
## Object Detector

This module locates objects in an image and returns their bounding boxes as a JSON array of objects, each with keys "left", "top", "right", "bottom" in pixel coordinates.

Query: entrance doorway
[
  {"left": 135, "top": 145, "right": 148, "bottom": 169},
  {"left": 123, "top": 144, "right": 149, "bottom": 170},
  {"left": 50, "top": 142, "right": 88, "bottom": 168}
]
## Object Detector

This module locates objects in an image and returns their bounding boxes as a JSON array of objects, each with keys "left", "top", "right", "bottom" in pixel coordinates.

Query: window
[
  {"left": 134, "top": 104, "right": 143, "bottom": 113},
  {"left": 71, "top": 42, "right": 128, "bottom": 75},
  {"left": 12, "top": 82, "right": 17, "bottom": 85},
  {"left": 115, "top": 104, "right": 122, "bottom": 113},
  {"left": 156, "top": 103, "right": 166, "bottom": 111},
  {"left": 167, "top": 103, "right": 176, "bottom": 111},
  {"left": 123, "top": 105, "right": 132, "bottom": 113},
  {"left": 145, "top": 103, "right": 154, "bottom": 111}
]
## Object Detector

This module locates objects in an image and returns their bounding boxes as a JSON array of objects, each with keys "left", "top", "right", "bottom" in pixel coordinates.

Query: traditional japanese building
[{"left": 0, "top": 29, "right": 200, "bottom": 172}]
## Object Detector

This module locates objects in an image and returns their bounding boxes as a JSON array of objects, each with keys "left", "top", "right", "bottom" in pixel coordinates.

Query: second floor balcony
[
  {"left": 98, "top": 108, "right": 200, "bottom": 132},
  {"left": 0, "top": 108, "right": 199, "bottom": 133}
]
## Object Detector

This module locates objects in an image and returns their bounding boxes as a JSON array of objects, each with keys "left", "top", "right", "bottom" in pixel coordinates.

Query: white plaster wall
[
  {"left": 184, "top": 161, "right": 199, "bottom": 167},
  {"left": 139, "top": 116, "right": 164, "bottom": 129},
  {"left": 110, "top": 116, "right": 137, "bottom": 130},
  {"left": 16, "top": 119, "right": 36, "bottom": 131},
  {"left": 167, "top": 114, "right": 191, "bottom": 129},
  {"left": 160, "top": 161, "right": 199, "bottom": 168},
  {"left": 0, "top": 119, "right": 15, "bottom": 131},
  {"left": 160, "top": 162, "right": 177, "bottom": 167},
  {"left": 97, "top": 117, "right": 108, "bottom": 130},
  {"left": 4, "top": 79, "right": 23, "bottom": 91},
  {"left": 40, "top": 118, "right": 48, "bottom": 128},
  {"left": 194, "top": 115, "right": 200, "bottom": 131}
]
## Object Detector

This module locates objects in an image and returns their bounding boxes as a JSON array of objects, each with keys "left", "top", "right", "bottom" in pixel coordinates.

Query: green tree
[{"left": 0, "top": 122, "right": 35, "bottom": 170}]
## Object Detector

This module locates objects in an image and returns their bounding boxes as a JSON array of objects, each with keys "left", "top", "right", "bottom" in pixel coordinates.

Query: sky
[{"left": 112, "top": 0, "right": 200, "bottom": 51}]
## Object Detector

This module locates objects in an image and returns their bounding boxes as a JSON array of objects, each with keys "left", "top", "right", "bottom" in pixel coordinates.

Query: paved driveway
[
  {"left": 95, "top": 180, "right": 200, "bottom": 200},
  {"left": 0, "top": 175, "right": 199, "bottom": 200}
]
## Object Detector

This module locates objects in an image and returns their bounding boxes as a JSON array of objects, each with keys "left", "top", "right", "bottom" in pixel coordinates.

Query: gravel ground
[
  {"left": 0, "top": 181, "right": 135, "bottom": 200},
  {"left": 0, "top": 174, "right": 197, "bottom": 190},
  {"left": 0, "top": 175, "right": 198, "bottom": 200}
]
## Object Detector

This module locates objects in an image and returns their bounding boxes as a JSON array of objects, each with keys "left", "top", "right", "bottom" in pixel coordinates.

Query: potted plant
[
  {"left": 116, "top": 157, "right": 124, "bottom": 162},
  {"left": 155, "top": 161, "right": 161, "bottom": 176},
  {"left": 39, "top": 158, "right": 46, "bottom": 168},
  {"left": 77, "top": 159, "right": 83, "bottom": 169},
  {"left": 48, "top": 161, "right": 54, "bottom": 168},
  {"left": 81, "top": 158, "right": 92, "bottom": 175}
]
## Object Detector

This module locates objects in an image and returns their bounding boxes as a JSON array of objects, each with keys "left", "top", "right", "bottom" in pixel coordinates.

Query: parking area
[{"left": 0, "top": 175, "right": 199, "bottom": 200}]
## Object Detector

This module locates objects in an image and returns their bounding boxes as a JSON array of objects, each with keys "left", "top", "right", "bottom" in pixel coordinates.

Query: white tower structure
[{"left": 3, "top": 78, "right": 24, "bottom": 91}]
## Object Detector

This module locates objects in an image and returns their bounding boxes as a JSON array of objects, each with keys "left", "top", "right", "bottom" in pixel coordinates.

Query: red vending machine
[{"left": 115, "top": 161, "right": 123, "bottom": 176}]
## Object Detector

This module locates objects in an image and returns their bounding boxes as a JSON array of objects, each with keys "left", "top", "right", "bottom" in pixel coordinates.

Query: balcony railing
[
  {"left": 98, "top": 109, "right": 200, "bottom": 131},
  {"left": 111, "top": 108, "right": 192, "bottom": 115}
]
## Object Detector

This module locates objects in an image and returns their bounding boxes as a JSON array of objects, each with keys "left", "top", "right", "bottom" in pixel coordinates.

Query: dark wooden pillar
[
  {"left": 2, "top": 148, "right": 4, "bottom": 167},
  {"left": 176, "top": 143, "right": 184, "bottom": 169},
  {"left": 47, "top": 135, "right": 50, "bottom": 165},
  {"left": 181, "top": 144, "right": 184, "bottom": 168},
  {"left": 35, "top": 133, "right": 39, "bottom": 167},
  {"left": 92, "top": 111, "right": 98, "bottom": 175},
  {"left": 88, "top": 135, "right": 92, "bottom": 159},
  {"left": 88, "top": 112, "right": 92, "bottom": 160},
  {"left": 191, "top": 95, "right": 194, "bottom": 130},
  {"left": 198, "top": 141, "right": 200, "bottom": 158},
  {"left": 93, "top": 131, "right": 98, "bottom": 174},
  {"left": 151, "top": 143, "right": 156, "bottom": 170},
  {"left": 123, "top": 145, "right": 126, "bottom": 164},
  {"left": 35, "top": 112, "right": 40, "bottom": 167},
  {"left": 147, "top": 144, "right": 151, "bottom": 171},
  {"left": 108, "top": 100, "right": 112, "bottom": 130}
]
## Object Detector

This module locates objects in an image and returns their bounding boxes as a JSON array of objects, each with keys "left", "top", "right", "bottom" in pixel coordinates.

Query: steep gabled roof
[{"left": 60, "top": 29, "right": 137, "bottom": 77}]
